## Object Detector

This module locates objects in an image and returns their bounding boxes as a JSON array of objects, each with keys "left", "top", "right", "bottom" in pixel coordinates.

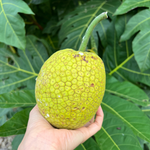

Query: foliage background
[{"left": 0, "top": 0, "right": 150, "bottom": 149}]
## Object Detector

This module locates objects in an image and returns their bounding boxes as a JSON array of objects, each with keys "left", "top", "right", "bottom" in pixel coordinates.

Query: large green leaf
[
  {"left": 114, "top": 0, "right": 150, "bottom": 15},
  {"left": 0, "top": 107, "right": 11, "bottom": 117},
  {"left": 75, "top": 138, "right": 100, "bottom": 150},
  {"left": 0, "top": 108, "right": 11, "bottom": 126},
  {"left": 0, "top": 107, "right": 32, "bottom": 136},
  {"left": 103, "top": 14, "right": 150, "bottom": 87},
  {"left": 95, "top": 111, "right": 142, "bottom": 150},
  {"left": 58, "top": 0, "right": 121, "bottom": 50},
  {"left": 102, "top": 93, "right": 150, "bottom": 143},
  {"left": 142, "top": 105, "right": 150, "bottom": 118},
  {"left": 0, "top": 90, "right": 36, "bottom": 108},
  {"left": 12, "top": 134, "right": 24, "bottom": 150},
  {"left": 0, "top": 0, "right": 34, "bottom": 50},
  {"left": 0, "top": 35, "right": 49, "bottom": 94},
  {"left": 0, "top": 115, "right": 7, "bottom": 126},
  {"left": 120, "top": 9, "right": 150, "bottom": 72},
  {"left": 25, "top": 35, "right": 49, "bottom": 70},
  {"left": 106, "top": 75, "right": 149, "bottom": 106}
]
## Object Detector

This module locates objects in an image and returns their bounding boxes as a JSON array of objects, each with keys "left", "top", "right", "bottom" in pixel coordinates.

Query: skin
[{"left": 18, "top": 105, "right": 104, "bottom": 150}]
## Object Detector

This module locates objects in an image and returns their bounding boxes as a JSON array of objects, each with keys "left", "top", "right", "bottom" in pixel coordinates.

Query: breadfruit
[
  {"left": 35, "top": 12, "right": 107, "bottom": 129},
  {"left": 35, "top": 49, "right": 105, "bottom": 129}
]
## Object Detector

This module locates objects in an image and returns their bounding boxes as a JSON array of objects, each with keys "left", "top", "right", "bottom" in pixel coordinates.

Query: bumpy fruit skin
[{"left": 35, "top": 49, "right": 105, "bottom": 129}]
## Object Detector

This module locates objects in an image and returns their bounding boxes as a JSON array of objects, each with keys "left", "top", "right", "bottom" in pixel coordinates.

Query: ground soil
[{"left": 0, "top": 136, "right": 15, "bottom": 150}]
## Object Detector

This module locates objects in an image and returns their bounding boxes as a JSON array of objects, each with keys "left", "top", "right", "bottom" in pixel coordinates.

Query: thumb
[
  {"left": 76, "top": 106, "right": 104, "bottom": 143},
  {"left": 27, "top": 105, "right": 54, "bottom": 130},
  {"left": 66, "top": 106, "right": 104, "bottom": 150}
]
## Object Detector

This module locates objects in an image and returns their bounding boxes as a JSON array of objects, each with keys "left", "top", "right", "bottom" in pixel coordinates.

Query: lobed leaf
[
  {"left": 0, "top": 0, "right": 34, "bottom": 50},
  {"left": 58, "top": 0, "right": 121, "bottom": 50},
  {"left": 95, "top": 111, "right": 142, "bottom": 150},
  {"left": 120, "top": 9, "right": 150, "bottom": 72},
  {"left": 103, "top": 14, "right": 150, "bottom": 87},
  {"left": 0, "top": 107, "right": 32, "bottom": 136},
  {"left": 0, "top": 90, "right": 36, "bottom": 108},
  {"left": 106, "top": 75, "right": 149, "bottom": 106},
  {"left": 102, "top": 93, "right": 150, "bottom": 143},
  {"left": 75, "top": 138, "right": 100, "bottom": 150},
  {"left": 0, "top": 35, "right": 49, "bottom": 94},
  {"left": 114, "top": 0, "right": 150, "bottom": 15}
]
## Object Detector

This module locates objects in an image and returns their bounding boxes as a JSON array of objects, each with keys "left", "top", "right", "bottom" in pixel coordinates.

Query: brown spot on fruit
[
  {"left": 82, "top": 107, "right": 85, "bottom": 111},
  {"left": 91, "top": 83, "right": 94, "bottom": 87},
  {"left": 73, "top": 107, "right": 79, "bottom": 110},
  {"left": 91, "top": 56, "right": 98, "bottom": 60},
  {"left": 74, "top": 54, "right": 77, "bottom": 58}
]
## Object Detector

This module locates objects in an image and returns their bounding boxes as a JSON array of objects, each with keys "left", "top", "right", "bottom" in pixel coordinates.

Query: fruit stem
[
  {"left": 90, "top": 33, "right": 98, "bottom": 54},
  {"left": 78, "top": 12, "right": 108, "bottom": 52}
]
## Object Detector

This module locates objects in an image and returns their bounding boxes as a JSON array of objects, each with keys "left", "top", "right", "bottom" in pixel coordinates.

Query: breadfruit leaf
[
  {"left": 142, "top": 106, "right": 150, "bottom": 118},
  {"left": 103, "top": 14, "right": 150, "bottom": 87},
  {"left": 58, "top": 0, "right": 121, "bottom": 50},
  {"left": 120, "top": 9, "right": 150, "bottom": 72},
  {"left": 0, "top": 107, "right": 11, "bottom": 125},
  {"left": 0, "top": 107, "right": 32, "bottom": 136},
  {"left": 114, "top": 0, "right": 150, "bottom": 15},
  {"left": 0, "top": 35, "right": 49, "bottom": 94},
  {"left": 95, "top": 111, "right": 142, "bottom": 150},
  {"left": 12, "top": 134, "right": 24, "bottom": 150},
  {"left": 0, "top": 0, "right": 34, "bottom": 50},
  {"left": 106, "top": 75, "right": 149, "bottom": 106},
  {"left": 102, "top": 93, "right": 150, "bottom": 143},
  {"left": 0, "top": 90, "right": 36, "bottom": 108},
  {"left": 75, "top": 138, "right": 100, "bottom": 150}
]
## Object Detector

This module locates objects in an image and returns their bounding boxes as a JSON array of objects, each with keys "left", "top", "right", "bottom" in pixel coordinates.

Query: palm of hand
[{"left": 18, "top": 105, "right": 104, "bottom": 150}]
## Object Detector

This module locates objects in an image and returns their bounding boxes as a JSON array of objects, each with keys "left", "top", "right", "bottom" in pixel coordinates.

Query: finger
[
  {"left": 84, "top": 116, "right": 94, "bottom": 127},
  {"left": 87, "top": 106, "right": 104, "bottom": 133},
  {"left": 29, "top": 104, "right": 44, "bottom": 121},
  {"left": 76, "top": 106, "right": 104, "bottom": 143},
  {"left": 28, "top": 104, "right": 54, "bottom": 129}
]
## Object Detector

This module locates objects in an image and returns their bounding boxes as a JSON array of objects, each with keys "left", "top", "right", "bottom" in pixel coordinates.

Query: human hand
[{"left": 18, "top": 105, "right": 104, "bottom": 150}]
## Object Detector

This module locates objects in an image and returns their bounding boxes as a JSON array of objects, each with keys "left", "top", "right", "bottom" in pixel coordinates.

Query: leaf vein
[
  {"left": 0, "top": 75, "right": 36, "bottom": 89},
  {"left": 27, "top": 37, "right": 44, "bottom": 63},
  {"left": 101, "top": 126, "right": 120, "bottom": 150},
  {"left": 102, "top": 101, "right": 150, "bottom": 142},
  {"left": 0, "top": 0, "right": 24, "bottom": 49}
]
